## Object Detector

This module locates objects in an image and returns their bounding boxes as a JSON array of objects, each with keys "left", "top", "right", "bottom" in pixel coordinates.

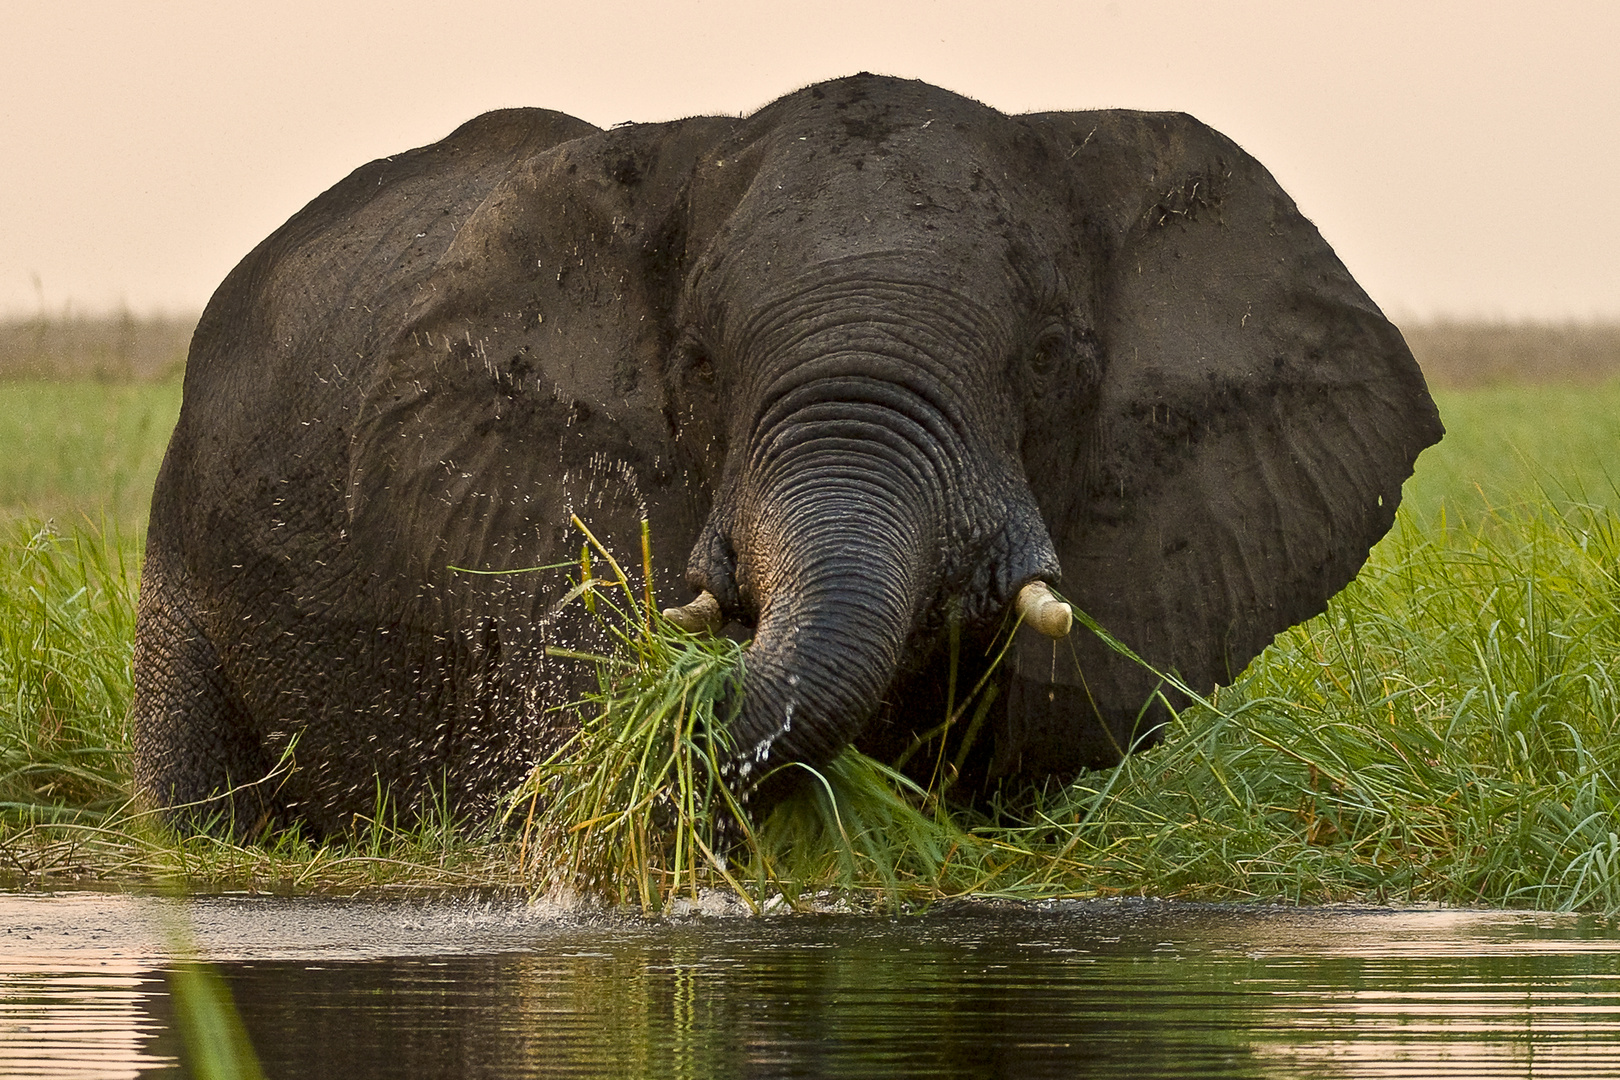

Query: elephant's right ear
[
  {"left": 345, "top": 116, "right": 740, "bottom": 601},
  {"left": 1007, "top": 110, "right": 1443, "bottom": 769}
]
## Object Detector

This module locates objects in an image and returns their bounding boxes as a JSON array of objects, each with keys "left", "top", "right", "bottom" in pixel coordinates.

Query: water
[{"left": 4, "top": 892, "right": 1620, "bottom": 1078}]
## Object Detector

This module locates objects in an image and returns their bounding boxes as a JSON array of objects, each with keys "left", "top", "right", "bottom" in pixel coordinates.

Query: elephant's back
[
  {"left": 177, "top": 107, "right": 599, "bottom": 444},
  {"left": 187, "top": 108, "right": 601, "bottom": 391},
  {"left": 152, "top": 109, "right": 601, "bottom": 581}
]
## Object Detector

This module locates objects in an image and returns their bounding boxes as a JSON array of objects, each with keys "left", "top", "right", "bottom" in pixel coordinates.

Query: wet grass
[
  {"left": 0, "top": 522, "right": 137, "bottom": 822},
  {"left": 0, "top": 520, "right": 525, "bottom": 891},
  {"left": 5, "top": 365, "right": 1620, "bottom": 911}
]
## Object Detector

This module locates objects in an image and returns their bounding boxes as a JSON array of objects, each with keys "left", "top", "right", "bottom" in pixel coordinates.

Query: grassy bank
[
  {"left": 515, "top": 494, "right": 1620, "bottom": 912},
  {"left": 0, "top": 519, "right": 522, "bottom": 891},
  {"left": 6, "top": 496, "right": 1620, "bottom": 911},
  {"left": 1045, "top": 498, "right": 1620, "bottom": 908},
  {"left": 4, "top": 364, "right": 1620, "bottom": 910},
  {"left": 0, "top": 379, "right": 181, "bottom": 532}
]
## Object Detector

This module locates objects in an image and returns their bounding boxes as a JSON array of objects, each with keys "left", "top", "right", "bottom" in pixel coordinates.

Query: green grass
[
  {"left": 1023, "top": 497, "right": 1620, "bottom": 908},
  {"left": 1406, "top": 382, "right": 1620, "bottom": 521},
  {"left": 0, "top": 522, "right": 137, "bottom": 821},
  {"left": 0, "top": 519, "right": 524, "bottom": 891},
  {"left": 0, "top": 378, "right": 181, "bottom": 534},
  {"left": 6, "top": 374, "right": 1620, "bottom": 911},
  {"left": 503, "top": 485, "right": 1620, "bottom": 913}
]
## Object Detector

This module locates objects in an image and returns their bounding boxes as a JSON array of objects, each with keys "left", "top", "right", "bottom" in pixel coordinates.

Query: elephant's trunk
[{"left": 721, "top": 459, "right": 933, "bottom": 805}]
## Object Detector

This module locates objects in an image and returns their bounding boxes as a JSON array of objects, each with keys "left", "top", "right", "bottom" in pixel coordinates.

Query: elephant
[{"left": 131, "top": 74, "right": 1442, "bottom": 837}]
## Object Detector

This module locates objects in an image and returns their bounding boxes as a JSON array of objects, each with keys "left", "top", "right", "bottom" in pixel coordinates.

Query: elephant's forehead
[
  {"left": 693, "top": 141, "right": 1054, "bottom": 304},
  {"left": 748, "top": 114, "right": 1023, "bottom": 212},
  {"left": 703, "top": 114, "right": 1065, "bottom": 277},
  {"left": 741, "top": 73, "right": 1004, "bottom": 152}
]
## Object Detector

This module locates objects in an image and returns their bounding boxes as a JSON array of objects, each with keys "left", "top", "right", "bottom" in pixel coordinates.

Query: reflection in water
[
  {"left": 0, "top": 963, "right": 173, "bottom": 1079},
  {"left": 1258, "top": 959, "right": 1620, "bottom": 1077},
  {"left": 2, "top": 896, "right": 1620, "bottom": 1078},
  {"left": 189, "top": 910, "right": 1620, "bottom": 1079}
]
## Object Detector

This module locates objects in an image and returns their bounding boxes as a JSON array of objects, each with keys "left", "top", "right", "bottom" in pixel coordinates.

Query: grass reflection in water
[{"left": 173, "top": 907, "right": 1620, "bottom": 1080}]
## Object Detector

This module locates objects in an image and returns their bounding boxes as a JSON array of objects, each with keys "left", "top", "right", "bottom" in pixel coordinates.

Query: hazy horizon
[{"left": 4, "top": 1, "right": 1617, "bottom": 322}]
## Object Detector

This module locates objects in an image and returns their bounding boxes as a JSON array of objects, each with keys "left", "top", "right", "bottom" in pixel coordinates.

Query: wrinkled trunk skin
[
  {"left": 722, "top": 465, "right": 932, "bottom": 807},
  {"left": 707, "top": 422, "right": 1060, "bottom": 811}
]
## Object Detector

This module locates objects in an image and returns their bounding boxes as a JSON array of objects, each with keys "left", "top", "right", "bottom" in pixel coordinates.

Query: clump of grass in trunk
[
  {"left": 510, "top": 521, "right": 755, "bottom": 909},
  {"left": 510, "top": 517, "right": 1001, "bottom": 912}
]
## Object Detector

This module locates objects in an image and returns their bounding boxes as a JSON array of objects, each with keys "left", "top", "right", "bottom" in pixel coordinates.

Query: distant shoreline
[
  {"left": 1399, "top": 322, "right": 1620, "bottom": 388},
  {"left": 0, "top": 314, "right": 194, "bottom": 382},
  {"left": 4, "top": 314, "right": 1618, "bottom": 389}
]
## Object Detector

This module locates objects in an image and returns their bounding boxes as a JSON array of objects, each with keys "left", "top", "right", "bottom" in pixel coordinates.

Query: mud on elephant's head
[{"left": 133, "top": 74, "right": 1441, "bottom": 834}]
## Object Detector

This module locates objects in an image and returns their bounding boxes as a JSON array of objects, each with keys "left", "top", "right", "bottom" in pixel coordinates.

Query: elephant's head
[
  {"left": 348, "top": 75, "right": 1440, "bottom": 813},
  {"left": 663, "top": 84, "right": 1108, "bottom": 795},
  {"left": 650, "top": 77, "right": 1437, "bottom": 806}
]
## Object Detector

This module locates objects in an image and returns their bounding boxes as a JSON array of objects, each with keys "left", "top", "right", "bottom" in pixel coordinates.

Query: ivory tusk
[
  {"left": 1016, "top": 581, "right": 1072, "bottom": 639},
  {"left": 661, "top": 590, "right": 724, "bottom": 634}
]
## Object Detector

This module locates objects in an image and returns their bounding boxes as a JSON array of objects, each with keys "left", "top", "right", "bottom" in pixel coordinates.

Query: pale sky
[{"left": 3, "top": 0, "right": 1617, "bottom": 322}]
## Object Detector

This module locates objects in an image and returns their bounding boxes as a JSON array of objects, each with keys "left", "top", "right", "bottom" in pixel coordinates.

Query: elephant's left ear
[{"left": 1014, "top": 110, "right": 1443, "bottom": 753}]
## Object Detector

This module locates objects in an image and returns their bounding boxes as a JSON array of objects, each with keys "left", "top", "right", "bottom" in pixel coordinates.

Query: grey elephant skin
[{"left": 132, "top": 74, "right": 1442, "bottom": 836}]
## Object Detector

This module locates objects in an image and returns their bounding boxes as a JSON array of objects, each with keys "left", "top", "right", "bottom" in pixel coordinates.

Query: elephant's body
[{"left": 134, "top": 76, "right": 1441, "bottom": 835}]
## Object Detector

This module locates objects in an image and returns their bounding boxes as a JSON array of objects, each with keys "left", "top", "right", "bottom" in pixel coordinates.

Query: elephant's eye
[
  {"left": 687, "top": 351, "right": 716, "bottom": 384},
  {"left": 1027, "top": 328, "right": 1069, "bottom": 380},
  {"left": 677, "top": 337, "right": 717, "bottom": 385}
]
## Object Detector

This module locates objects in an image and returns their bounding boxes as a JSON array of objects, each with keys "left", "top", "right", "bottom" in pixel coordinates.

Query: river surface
[{"left": 2, "top": 891, "right": 1619, "bottom": 1078}]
